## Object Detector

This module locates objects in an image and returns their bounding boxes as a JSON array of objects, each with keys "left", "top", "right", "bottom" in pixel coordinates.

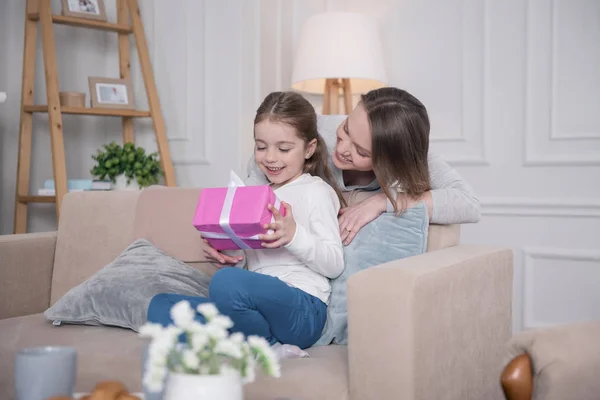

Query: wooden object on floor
[
  {"left": 322, "top": 78, "right": 353, "bottom": 115},
  {"left": 13, "top": 0, "right": 176, "bottom": 234},
  {"left": 501, "top": 353, "right": 534, "bottom": 400}
]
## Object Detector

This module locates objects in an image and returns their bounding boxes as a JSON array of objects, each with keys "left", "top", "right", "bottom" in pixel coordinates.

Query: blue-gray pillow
[
  {"left": 44, "top": 239, "right": 211, "bottom": 332},
  {"left": 315, "top": 202, "right": 429, "bottom": 346}
]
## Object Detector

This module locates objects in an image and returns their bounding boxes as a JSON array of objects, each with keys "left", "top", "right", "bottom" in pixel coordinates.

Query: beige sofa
[{"left": 0, "top": 187, "right": 514, "bottom": 400}]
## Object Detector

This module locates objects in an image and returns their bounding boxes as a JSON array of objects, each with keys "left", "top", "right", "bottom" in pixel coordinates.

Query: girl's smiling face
[{"left": 254, "top": 119, "right": 316, "bottom": 188}]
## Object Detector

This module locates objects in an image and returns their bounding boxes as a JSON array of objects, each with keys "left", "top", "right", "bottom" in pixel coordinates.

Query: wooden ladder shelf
[{"left": 13, "top": 0, "right": 176, "bottom": 234}]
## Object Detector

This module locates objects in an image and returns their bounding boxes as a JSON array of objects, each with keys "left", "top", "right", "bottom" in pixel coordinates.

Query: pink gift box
[{"left": 193, "top": 185, "right": 285, "bottom": 250}]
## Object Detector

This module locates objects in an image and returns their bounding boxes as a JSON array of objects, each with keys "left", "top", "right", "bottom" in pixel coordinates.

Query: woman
[{"left": 245, "top": 86, "right": 481, "bottom": 246}]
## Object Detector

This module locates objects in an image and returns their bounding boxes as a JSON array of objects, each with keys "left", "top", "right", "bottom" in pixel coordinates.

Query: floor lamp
[{"left": 291, "top": 12, "right": 388, "bottom": 115}]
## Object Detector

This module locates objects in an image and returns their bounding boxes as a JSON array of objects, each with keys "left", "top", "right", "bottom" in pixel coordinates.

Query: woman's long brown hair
[
  {"left": 360, "top": 87, "right": 431, "bottom": 213},
  {"left": 254, "top": 91, "right": 346, "bottom": 207}
]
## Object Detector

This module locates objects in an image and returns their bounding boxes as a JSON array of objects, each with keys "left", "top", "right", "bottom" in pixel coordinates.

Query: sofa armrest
[
  {"left": 347, "top": 245, "right": 513, "bottom": 400},
  {"left": 0, "top": 232, "right": 57, "bottom": 319}
]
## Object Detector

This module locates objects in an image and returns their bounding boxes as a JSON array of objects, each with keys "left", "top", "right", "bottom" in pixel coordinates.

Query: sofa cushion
[
  {"left": 51, "top": 190, "right": 141, "bottom": 304},
  {"left": 0, "top": 314, "right": 348, "bottom": 400},
  {"left": 316, "top": 202, "right": 429, "bottom": 346},
  {"left": 133, "top": 186, "right": 207, "bottom": 263},
  {"left": 44, "top": 239, "right": 211, "bottom": 331},
  {"left": 245, "top": 345, "right": 349, "bottom": 400}
]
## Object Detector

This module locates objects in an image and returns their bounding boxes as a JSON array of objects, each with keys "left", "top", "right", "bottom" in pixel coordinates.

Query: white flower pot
[
  {"left": 112, "top": 175, "right": 140, "bottom": 191},
  {"left": 163, "top": 372, "right": 243, "bottom": 400}
]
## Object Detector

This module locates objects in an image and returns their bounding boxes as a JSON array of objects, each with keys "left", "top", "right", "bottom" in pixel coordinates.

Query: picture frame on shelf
[
  {"left": 61, "top": 0, "right": 107, "bottom": 22},
  {"left": 88, "top": 77, "right": 135, "bottom": 110}
]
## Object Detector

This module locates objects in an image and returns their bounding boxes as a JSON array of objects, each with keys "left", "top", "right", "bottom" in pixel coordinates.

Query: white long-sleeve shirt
[{"left": 228, "top": 173, "right": 344, "bottom": 304}]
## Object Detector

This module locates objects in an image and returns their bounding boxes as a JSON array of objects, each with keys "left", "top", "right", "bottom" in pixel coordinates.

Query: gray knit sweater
[{"left": 245, "top": 115, "right": 481, "bottom": 225}]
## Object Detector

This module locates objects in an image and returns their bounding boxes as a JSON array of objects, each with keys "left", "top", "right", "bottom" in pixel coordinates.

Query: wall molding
[
  {"left": 139, "top": 0, "right": 210, "bottom": 166},
  {"left": 438, "top": 0, "right": 490, "bottom": 167},
  {"left": 236, "top": 0, "right": 262, "bottom": 173},
  {"left": 523, "top": 154, "right": 600, "bottom": 167},
  {"left": 173, "top": 0, "right": 209, "bottom": 165},
  {"left": 524, "top": 0, "right": 600, "bottom": 166},
  {"left": 548, "top": 0, "right": 600, "bottom": 142},
  {"left": 550, "top": 131, "right": 600, "bottom": 141},
  {"left": 275, "top": 0, "right": 283, "bottom": 91},
  {"left": 445, "top": 156, "right": 490, "bottom": 166},
  {"left": 522, "top": 247, "right": 600, "bottom": 330},
  {"left": 523, "top": 247, "right": 600, "bottom": 261},
  {"left": 430, "top": 136, "right": 468, "bottom": 143},
  {"left": 149, "top": 0, "right": 188, "bottom": 143},
  {"left": 470, "top": 0, "right": 490, "bottom": 165},
  {"left": 480, "top": 197, "right": 600, "bottom": 218},
  {"left": 172, "top": 158, "right": 210, "bottom": 166},
  {"left": 166, "top": 0, "right": 189, "bottom": 143}
]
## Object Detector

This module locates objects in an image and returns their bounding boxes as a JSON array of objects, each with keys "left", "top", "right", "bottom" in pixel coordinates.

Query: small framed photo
[
  {"left": 88, "top": 77, "right": 135, "bottom": 109},
  {"left": 61, "top": 0, "right": 107, "bottom": 21}
]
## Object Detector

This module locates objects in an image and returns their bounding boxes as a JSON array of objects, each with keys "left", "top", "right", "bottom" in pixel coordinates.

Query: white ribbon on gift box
[{"left": 199, "top": 171, "right": 281, "bottom": 250}]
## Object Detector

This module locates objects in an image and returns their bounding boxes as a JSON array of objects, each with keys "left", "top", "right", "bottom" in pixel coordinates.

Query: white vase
[
  {"left": 112, "top": 175, "right": 140, "bottom": 191},
  {"left": 163, "top": 372, "right": 243, "bottom": 400}
]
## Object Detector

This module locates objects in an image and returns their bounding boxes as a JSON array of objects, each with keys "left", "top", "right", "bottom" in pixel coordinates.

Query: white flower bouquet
[{"left": 138, "top": 300, "right": 281, "bottom": 393}]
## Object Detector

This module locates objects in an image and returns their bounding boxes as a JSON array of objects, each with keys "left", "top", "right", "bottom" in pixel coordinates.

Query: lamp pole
[{"left": 322, "top": 78, "right": 353, "bottom": 115}]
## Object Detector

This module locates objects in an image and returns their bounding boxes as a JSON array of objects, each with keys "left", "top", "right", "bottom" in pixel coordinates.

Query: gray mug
[
  {"left": 14, "top": 346, "right": 77, "bottom": 400},
  {"left": 142, "top": 342, "right": 165, "bottom": 400}
]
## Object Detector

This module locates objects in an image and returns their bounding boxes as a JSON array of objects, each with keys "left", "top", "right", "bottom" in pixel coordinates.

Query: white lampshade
[{"left": 291, "top": 12, "right": 388, "bottom": 94}]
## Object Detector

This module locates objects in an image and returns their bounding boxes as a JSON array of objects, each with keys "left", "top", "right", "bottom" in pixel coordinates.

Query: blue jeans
[{"left": 147, "top": 267, "right": 327, "bottom": 349}]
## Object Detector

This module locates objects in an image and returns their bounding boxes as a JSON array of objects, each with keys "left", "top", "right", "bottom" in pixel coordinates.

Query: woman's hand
[
  {"left": 338, "top": 193, "right": 387, "bottom": 245},
  {"left": 339, "top": 191, "right": 433, "bottom": 245},
  {"left": 258, "top": 202, "right": 297, "bottom": 248},
  {"left": 201, "top": 238, "right": 243, "bottom": 267}
]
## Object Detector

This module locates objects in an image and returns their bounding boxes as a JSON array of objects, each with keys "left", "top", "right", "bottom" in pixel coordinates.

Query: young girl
[{"left": 147, "top": 91, "right": 345, "bottom": 351}]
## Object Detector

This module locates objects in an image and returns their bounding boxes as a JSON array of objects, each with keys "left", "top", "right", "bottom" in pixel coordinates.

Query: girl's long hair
[{"left": 361, "top": 87, "right": 431, "bottom": 212}]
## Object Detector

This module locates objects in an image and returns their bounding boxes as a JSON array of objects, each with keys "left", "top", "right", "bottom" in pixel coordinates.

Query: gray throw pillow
[
  {"left": 44, "top": 238, "right": 210, "bottom": 332},
  {"left": 315, "top": 202, "right": 429, "bottom": 346}
]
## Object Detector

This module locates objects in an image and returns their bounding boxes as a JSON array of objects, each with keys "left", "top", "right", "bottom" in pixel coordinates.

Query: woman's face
[{"left": 332, "top": 103, "right": 373, "bottom": 171}]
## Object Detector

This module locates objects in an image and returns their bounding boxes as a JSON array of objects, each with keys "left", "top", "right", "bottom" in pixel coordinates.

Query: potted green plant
[{"left": 90, "top": 141, "right": 163, "bottom": 190}]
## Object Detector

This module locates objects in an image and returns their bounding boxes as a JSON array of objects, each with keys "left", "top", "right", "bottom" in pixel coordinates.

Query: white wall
[
  {"left": 1, "top": 0, "right": 598, "bottom": 333},
  {"left": 134, "top": 0, "right": 262, "bottom": 191}
]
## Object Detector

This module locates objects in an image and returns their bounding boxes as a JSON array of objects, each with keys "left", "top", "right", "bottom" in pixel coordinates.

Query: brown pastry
[
  {"left": 88, "top": 381, "right": 127, "bottom": 400},
  {"left": 95, "top": 381, "right": 127, "bottom": 392},
  {"left": 116, "top": 395, "right": 142, "bottom": 400},
  {"left": 52, "top": 380, "right": 140, "bottom": 400}
]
